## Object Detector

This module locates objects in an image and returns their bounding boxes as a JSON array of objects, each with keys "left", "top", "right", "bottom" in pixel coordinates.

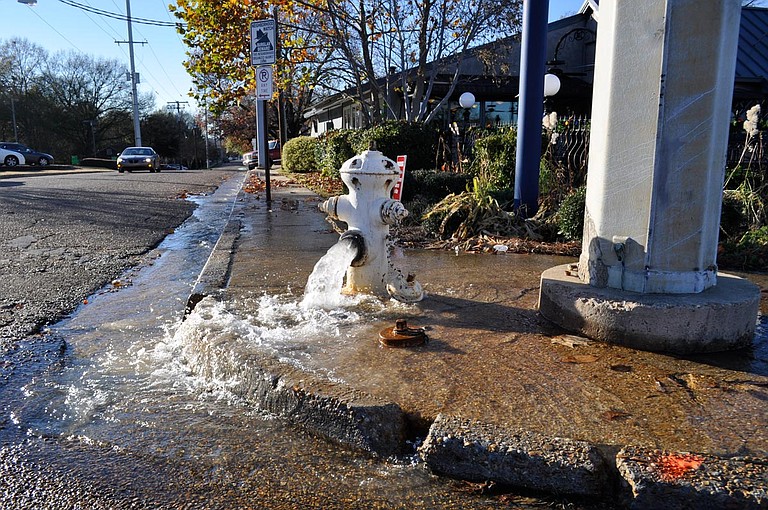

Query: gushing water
[{"left": 301, "top": 240, "right": 359, "bottom": 309}]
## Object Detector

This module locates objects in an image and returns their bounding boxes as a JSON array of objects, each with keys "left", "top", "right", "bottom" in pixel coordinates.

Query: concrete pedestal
[
  {"left": 538, "top": 0, "right": 760, "bottom": 352},
  {"left": 539, "top": 264, "right": 760, "bottom": 354}
]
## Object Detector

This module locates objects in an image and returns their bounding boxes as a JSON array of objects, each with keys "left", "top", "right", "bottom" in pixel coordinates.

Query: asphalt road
[{"left": 0, "top": 165, "right": 244, "bottom": 351}]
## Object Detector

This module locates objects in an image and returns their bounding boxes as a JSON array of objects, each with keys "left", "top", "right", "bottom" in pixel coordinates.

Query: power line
[
  {"left": 57, "top": 0, "right": 185, "bottom": 27},
  {"left": 83, "top": 0, "right": 124, "bottom": 41},
  {"left": 24, "top": 6, "right": 83, "bottom": 52}
]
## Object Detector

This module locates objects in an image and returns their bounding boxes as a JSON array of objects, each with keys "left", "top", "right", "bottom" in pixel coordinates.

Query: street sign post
[
  {"left": 250, "top": 17, "right": 278, "bottom": 204},
  {"left": 392, "top": 155, "right": 407, "bottom": 200}
]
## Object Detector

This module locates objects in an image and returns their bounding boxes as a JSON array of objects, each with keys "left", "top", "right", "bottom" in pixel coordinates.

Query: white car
[
  {"left": 0, "top": 147, "right": 26, "bottom": 168},
  {"left": 242, "top": 151, "right": 257, "bottom": 170}
]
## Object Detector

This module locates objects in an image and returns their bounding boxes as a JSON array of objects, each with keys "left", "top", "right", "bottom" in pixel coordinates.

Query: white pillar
[{"left": 578, "top": 0, "right": 741, "bottom": 294}]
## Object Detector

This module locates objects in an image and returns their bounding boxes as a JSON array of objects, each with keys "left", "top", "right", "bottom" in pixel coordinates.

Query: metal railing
[{"left": 544, "top": 114, "right": 591, "bottom": 189}]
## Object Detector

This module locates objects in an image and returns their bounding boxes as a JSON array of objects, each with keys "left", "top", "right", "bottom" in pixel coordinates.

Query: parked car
[
  {"left": 268, "top": 140, "right": 281, "bottom": 161},
  {"left": 117, "top": 147, "right": 160, "bottom": 173},
  {"left": 242, "top": 151, "right": 257, "bottom": 170},
  {"left": 0, "top": 142, "right": 53, "bottom": 166},
  {"left": 242, "top": 141, "right": 281, "bottom": 170},
  {"left": 0, "top": 146, "right": 26, "bottom": 168}
]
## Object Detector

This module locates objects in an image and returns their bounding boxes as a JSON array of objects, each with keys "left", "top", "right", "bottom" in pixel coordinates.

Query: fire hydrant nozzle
[
  {"left": 380, "top": 199, "right": 408, "bottom": 225},
  {"left": 339, "top": 229, "right": 367, "bottom": 267},
  {"left": 319, "top": 196, "right": 339, "bottom": 220}
]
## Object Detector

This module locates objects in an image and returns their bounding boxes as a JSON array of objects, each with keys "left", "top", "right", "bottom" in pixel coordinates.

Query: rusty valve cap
[{"left": 379, "top": 319, "right": 428, "bottom": 348}]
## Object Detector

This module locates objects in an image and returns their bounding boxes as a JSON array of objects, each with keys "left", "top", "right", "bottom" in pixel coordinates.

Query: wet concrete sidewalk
[{"left": 192, "top": 170, "right": 768, "bottom": 507}]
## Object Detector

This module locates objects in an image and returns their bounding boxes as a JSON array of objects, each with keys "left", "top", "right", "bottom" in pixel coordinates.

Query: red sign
[{"left": 392, "top": 155, "right": 407, "bottom": 200}]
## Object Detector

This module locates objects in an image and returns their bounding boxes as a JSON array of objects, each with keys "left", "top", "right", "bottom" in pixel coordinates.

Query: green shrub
[
  {"left": 401, "top": 195, "right": 433, "bottom": 226},
  {"left": 421, "top": 177, "right": 521, "bottom": 240},
  {"left": 538, "top": 157, "right": 556, "bottom": 197},
  {"left": 353, "top": 121, "right": 438, "bottom": 171},
  {"left": 317, "top": 130, "right": 359, "bottom": 178},
  {"left": 556, "top": 185, "right": 586, "bottom": 241},
  {"left": 719, "top": 225, "right": 768, "bottom": 271},
  {"left": 401, "top": 169, "right": 472, "bottom": 203},
  {"left": 399, "top": 170, "right": 472, "bottom": 227},
  {"left": 720, "top": 190, "right": 752, "bottom": 242},
  {"left": 469, "top": 128, "right": 517, "bottom": 189},
  {"left": 282, "top": 136, "right": 319, "bottom": 173}
]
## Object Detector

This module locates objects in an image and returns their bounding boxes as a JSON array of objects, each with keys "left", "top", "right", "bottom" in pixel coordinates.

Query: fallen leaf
[
  {"left": 610, "top": 364, "right": 633, "bottom": 373},
  {"left": 654, "top": 452, "right": 705, "bottom": 481},
  {"left": 601, "top": 409, "right": 631, "bottom": 421},
  {"left": 551, "top": 335, "right": 592, "bottom": 348}
]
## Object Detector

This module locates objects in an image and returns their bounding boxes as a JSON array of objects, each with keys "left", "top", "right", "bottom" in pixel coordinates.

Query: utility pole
[
  {"left": 275, "top": 9, "right": 286, "bottom": 149},
  {"left": 83, "top": 120, "right": 97, "bottom": 155},
  {"left": 115, "top": 0, "right": 145, "bottom": 147},
  {"left": 203, "top": 106, "right": 210, "bottom": 169},
  {"left": 513, "top": 0, "right": 550, "bottom": 218},
  {"left": 167, "top": 100, "right": 189, "bottom": 167},
  {"left": 10, "top": 97, "right": 18, "bottom": 142}
]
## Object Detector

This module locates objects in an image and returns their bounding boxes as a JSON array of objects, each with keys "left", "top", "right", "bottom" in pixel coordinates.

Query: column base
[{"left": 538, "top": 264, "right": 760, "bottom": 354}]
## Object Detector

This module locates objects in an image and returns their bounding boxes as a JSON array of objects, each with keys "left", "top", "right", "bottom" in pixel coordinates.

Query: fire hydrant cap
[{"left": 340, "top": 150, "right": 399, "bottom": 176}]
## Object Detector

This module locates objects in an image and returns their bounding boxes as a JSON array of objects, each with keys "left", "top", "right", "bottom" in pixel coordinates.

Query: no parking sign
[
  {"left": 392, "top": 155, "right": 407, "bottom": 200},
  {"left": 256, "top": 66, "right": 273, "bottom": 100}
]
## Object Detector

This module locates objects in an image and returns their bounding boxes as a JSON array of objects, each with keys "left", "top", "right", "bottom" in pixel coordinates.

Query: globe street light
[
  {"left": 457, "top": 92, "right": 476, "bottom": 170},
  {"left": 543, "top": 73, "right": 561, "bottom": 118},
  {"left": 543, "top": 73, "right": 561, "bottom": 97},
  {"left": 459, "top": 92, "right": 475, "bottom": 109}
]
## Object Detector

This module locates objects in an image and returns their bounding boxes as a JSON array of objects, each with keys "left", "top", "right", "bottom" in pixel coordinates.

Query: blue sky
[{"left": 3, "top": 0, "right": 584, "bottom": 113}]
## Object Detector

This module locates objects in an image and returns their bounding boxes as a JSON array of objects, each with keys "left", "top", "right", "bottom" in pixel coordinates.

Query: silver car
[
  {"left": 117, "top": 147, "right": 160, "bottom": 173},
  {"left": 0, "top": 147, "right": 26, "bottom": 168}
]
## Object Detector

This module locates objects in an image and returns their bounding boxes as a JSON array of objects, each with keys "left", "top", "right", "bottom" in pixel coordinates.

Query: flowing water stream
[{"left": 1, "top": 175, "right": 584, "bottom": 508}]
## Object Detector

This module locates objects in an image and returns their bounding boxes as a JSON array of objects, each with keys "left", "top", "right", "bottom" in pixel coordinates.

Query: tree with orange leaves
[{"left": 169, "top": 0, "right": 327, "bottom": 141}]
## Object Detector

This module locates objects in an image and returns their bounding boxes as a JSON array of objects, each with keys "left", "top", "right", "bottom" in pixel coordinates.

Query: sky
[{"left": 3, "top": 0, "right": 585, "bottom": 114}]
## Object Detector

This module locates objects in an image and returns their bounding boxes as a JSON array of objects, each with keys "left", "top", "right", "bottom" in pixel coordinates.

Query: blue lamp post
[{"left": 513, "top": 0, "right": 550, "bottom": 218}]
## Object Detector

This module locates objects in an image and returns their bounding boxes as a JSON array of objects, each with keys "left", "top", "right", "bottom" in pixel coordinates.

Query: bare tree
[
  {"left": 304, "top": 0, "right": 522, "bottom": 124},
  {"left": 40, "top": 51, "right": 136, "bottom": 154},
  {"left": 0, "top": 38, "right": 47, "bottom": 95}
]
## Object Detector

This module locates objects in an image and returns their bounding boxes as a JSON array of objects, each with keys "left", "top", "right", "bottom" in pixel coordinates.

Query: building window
[{"left": 484, "top": 101, "right": 517, "bottom": 127}]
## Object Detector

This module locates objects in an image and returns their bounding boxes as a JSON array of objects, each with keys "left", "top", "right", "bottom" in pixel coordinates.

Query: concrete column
[
  {"left": 578, "top": 0, "right": 740, "bottom": 294},
  {"left": 538, "top": 0, "right": 761, "bottom": 353}
]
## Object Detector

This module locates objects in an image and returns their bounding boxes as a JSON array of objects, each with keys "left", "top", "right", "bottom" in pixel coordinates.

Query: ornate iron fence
[{"left": 544, "top": 114, "right": 591, "bottom": 190}]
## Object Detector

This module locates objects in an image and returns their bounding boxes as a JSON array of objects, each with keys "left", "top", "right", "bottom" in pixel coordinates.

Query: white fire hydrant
[{"left": 319, "top": 150, "right": 423, "bottom": 303}]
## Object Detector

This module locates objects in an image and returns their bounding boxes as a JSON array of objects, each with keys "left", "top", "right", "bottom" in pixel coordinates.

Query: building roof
[
  {"left": 305, "top": 4, "right": 768, "bottom": 118},
  {"left": 737, "top": 7, "right": 768, "bottom": 80}
]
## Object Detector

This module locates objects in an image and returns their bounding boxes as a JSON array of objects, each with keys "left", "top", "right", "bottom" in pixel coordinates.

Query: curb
[
  {"left": 184, "top": 170, "right": 249, "bottom": 316},
  {"left": 617, "top": 446, "right": 768, "bottom": 509},
  {"left": 179, "top": 310, "right": 409, "bottom": 457},
  {"left": 185, "top": 218, "right": 242, "bottom": 316},
  {"left": 418, "top": 414, "right": 610, "bottom": 498}
]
